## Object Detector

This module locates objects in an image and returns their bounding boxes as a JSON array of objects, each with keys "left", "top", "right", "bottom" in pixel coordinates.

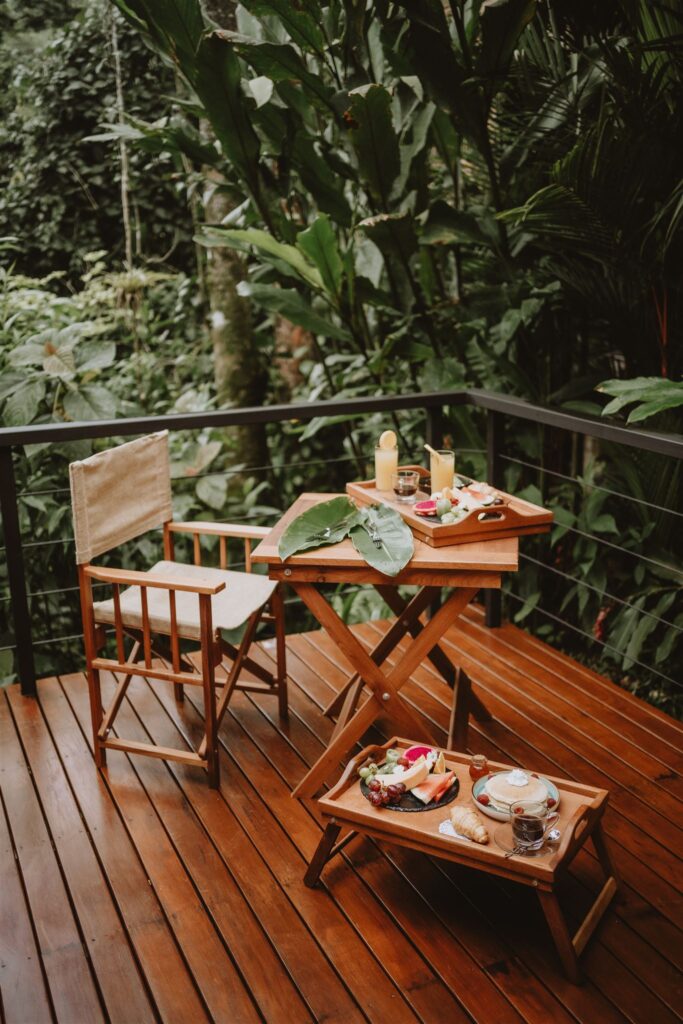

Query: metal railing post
[
  {"left": 0, "top": 447, "right": 36, "bottom": 695},
  {"left": 485, "top": 410, "right": 503, "bottom": 628}
]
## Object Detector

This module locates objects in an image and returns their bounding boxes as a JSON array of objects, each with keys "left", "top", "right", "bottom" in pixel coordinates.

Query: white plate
[{"left": 471, "top": 772, "right": 561, "bottom": 822}]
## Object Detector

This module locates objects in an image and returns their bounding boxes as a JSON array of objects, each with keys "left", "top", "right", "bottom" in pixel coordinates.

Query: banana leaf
[
  {"left": 350, "top": 505, "right": 415, "bottom": 577},
  {"left": 278, "top": 496, "right": 362, "bottom": 560}
]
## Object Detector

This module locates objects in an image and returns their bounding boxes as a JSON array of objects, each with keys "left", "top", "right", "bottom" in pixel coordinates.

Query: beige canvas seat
[
  {"left": 70, "top": 431, "right": 287, "bottom": 788},
  {"left": 93, "top": 561, "right": 276, "bottom": 640}
]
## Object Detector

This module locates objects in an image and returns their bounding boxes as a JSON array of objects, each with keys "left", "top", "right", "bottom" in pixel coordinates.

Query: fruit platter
[
  {"left": 472, "top": 768, "right": 561, "bottom": 822},
  {"left": 358, "top": 744, "right": 459, "bottom": 812},
  {"left": 347, "top": 466, "right": 552, "bottom": 548}
]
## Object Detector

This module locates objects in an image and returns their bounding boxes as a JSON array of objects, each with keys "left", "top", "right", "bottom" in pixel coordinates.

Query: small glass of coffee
[
  {"left": 511, "top": 801, "right": 559, "bottom": 852},
  {"left": 391, "top": 469, "right": 420, "bottom": 503}
]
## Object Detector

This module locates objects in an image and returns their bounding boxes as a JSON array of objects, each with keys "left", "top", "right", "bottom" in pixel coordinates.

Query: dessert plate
[{"left": 472, "top": 773, "right": 561, "bottom": 821}]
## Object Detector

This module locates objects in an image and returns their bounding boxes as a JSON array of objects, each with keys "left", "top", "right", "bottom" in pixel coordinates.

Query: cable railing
[{"left": 0, "top": 388, "right": 681, "bottom": 701}]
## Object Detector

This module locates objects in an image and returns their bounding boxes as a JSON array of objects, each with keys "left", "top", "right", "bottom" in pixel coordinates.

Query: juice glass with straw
[
  {"left": 427, "top": 447, "right": 455, "bottom": 493},
  {"left": 375, "top": 430, "right": 398, "bottom": 492}
]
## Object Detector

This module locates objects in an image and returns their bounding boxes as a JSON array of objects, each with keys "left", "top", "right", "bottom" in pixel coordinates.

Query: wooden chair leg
[
  {"left": 272, "top": 586, "right": 288, "bottom": 719},
  {"left": 199, "top": 598, "right": 219, "bottom": 789},
  {"left": 86, "top": 665, "right": 106, "bottom": 767},
  {"left": 173, "top": 683, "right": 184, "bottom": 703},
  {"left": 304, "top": 822, "right": 342, "bottom": 888},
  {"left": 537, "top": 889, "right": 582, "bottom": 984}
]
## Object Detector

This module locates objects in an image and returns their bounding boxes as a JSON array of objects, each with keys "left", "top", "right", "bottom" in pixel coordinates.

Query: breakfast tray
[
  {"left": 305, "top": 738, "right": 618, "bottom": 983},
  {"left": 346, "top": 466, "right": 552, "bottom": 547}
]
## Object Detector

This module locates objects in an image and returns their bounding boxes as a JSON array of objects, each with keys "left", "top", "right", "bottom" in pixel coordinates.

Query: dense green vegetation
[{"left": 1, "top": 0, "right": 681, "bottom": 713}]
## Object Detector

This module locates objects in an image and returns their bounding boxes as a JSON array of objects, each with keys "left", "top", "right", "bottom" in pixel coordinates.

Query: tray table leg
[
  {"left": 537, "top": 889, "right": 582, "bottom": 984},
  {"left": 304, "top": 821, "right": 342, "bottom": 888}
]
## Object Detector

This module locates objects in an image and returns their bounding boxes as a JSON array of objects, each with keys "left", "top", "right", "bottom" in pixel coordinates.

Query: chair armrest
[
  {"left": 168, "top": 521, "right": 270, "bottom": 540},
  {"left": 84, "top": 565, "right": 225, "bottom": 596}
]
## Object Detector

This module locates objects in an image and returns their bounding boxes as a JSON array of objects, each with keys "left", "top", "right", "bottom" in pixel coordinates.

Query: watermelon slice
[
  {"left": 411, "top": 770, "right": 455, "bottom": 805},
  {"left": 404, "top": 744, "right": 435, "bottom": 763}
]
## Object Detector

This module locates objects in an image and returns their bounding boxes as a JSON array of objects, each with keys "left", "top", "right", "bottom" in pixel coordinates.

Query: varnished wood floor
[{"left": 2, "top": 605, "right": 682, "bottom": 1024}]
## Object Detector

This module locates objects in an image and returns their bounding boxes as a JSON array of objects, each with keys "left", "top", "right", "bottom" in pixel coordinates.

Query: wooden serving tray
[
  {"left": 346, "top": 466, "right": 552, "bottom": 547},
  {"left": 319, "top": 738, "right": 609, "bottom": 887}
]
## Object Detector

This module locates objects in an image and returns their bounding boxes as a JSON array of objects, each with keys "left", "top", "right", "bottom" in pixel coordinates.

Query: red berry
[
  {"left": 513, "top": 806, "right": 525, "bottom": 814},
  {"left": 369, "top": 792, "right": 383, "bottom": 807},
  {"left": 477, "top": 793, "right": 490, "bottom": 806},
  {"left": 368, "top": 778, "right": 381, "bottom": 792},
  {"left": 547, "top": 797, "right": 556, "bottom": 808},
  {"left": 397, "top": 756, "right": 410, "bottom": 768}
]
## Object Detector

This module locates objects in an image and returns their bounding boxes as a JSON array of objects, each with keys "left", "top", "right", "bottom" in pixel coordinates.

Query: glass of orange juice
[
  {"left": 375, "top": 429, "right": 398, "bottom": 491},
  {"left": 430, "top": 449, "right": 455, "bottom": 493}
]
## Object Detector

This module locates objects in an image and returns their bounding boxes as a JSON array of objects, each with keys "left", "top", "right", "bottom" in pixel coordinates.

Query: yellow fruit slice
[{"left": 378, "top": 429, "right": 397, "bottom": 450}]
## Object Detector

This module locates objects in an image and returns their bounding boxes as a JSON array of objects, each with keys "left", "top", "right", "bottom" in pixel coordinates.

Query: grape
[
  {"left": 397, "top": 756, "right": 410, "bottom": 768},
  {"left": 395, "top": 783, "right": 406, "bottom": 794},
  {"left": 369, "top": 792, "right": 383, "bottom": 807},
  {"left": 368, "top": 779, "right": 382, "bottom": 792},
  {"left": 386, "top": 749, "right": 400, "bottom": 762},
  {"left": 386, "top": 784, "right": 401, "bottom": 798},
  {"left": 358, "top": 766, "right": 371, "bottom": 779}
]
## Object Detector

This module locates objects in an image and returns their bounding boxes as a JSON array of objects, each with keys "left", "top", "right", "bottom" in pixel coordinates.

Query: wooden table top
[{"left": 252, "top": 493, "right": 519, "bottom": 575}]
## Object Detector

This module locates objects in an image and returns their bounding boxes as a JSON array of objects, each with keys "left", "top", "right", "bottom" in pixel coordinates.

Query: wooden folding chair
[{"left": 70, "top": 431, "right": 287, "bottom": 788}]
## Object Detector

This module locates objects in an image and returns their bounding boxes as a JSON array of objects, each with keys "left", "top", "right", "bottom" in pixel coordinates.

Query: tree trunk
[{"left": 204, "top": 180, "right": 268, "bottom": 469}]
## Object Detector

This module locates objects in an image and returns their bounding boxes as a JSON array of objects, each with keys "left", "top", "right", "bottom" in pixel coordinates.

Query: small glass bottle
[{"left": 469, "top": 754, "right": 489, "bottom": 783}]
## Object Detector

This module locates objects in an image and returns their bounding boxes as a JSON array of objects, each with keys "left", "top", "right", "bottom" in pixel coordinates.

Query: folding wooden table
[{"left": 253, "top": 493, "right": 518, "bottom": 798}]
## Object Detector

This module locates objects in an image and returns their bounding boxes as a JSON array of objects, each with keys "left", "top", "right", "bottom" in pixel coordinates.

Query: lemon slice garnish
[{"left": 378, "top": 430, "right": 397, "bottom": 450}]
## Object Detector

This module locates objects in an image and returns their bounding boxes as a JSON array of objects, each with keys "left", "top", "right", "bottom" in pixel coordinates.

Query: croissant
[{"left": 450, "top": 806, "right": 489, "bottom": 844}]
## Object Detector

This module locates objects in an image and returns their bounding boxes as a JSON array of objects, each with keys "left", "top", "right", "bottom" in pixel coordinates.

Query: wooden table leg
[
  {"left": 292, "top": 584, "right": 476, "bottom": 798},
  {"left": 447, "top": 666, "right": 471, "bottom": 750},
  {"left": 378, "top": 586, "right": 493, "bottom": 741},
  {"left": 304, "top": 821, "right": 342, "bottom": 887},
  {"left": 537, "top": 889, "right": 582, "bottom": 984},
  {"left": 323, "top": 587, "right": 434, "bottom": 720}
]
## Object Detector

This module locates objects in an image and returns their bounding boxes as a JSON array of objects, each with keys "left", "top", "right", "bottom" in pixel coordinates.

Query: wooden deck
[{"left": 2, "top": 605, "right": 682, "bottom": 1024}]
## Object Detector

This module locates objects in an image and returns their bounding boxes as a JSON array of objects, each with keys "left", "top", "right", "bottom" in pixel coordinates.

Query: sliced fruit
[
  {"left": 404, "top": 745, "right": 434, "bottom": 762},
  {"left": 414, "top": 499, "right": 437, "bottom": 517},
  {"left": 378, "top": 429, "right": 397, "bottom": 450},
  {"left": 434, "top": 751, "right": 446, "bottom": 774},
  {"left": 411, "top": 771, "right": 455, "bottom": 805},
  {"left": 377, "top": 758, "right": 429, "bottom": 791}
]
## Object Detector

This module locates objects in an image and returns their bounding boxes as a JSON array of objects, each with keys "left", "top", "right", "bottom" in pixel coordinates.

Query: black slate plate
[{"left": 360, "top": 772, "right": 459, "bottom": 812}]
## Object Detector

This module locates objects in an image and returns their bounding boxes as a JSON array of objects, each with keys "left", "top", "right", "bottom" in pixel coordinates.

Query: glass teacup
[{"left": 510, "top": 801, "right": 559, "bottom": 852}]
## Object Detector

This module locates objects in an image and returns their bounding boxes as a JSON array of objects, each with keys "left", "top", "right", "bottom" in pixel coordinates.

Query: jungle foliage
[{"left": 0, "top": 0, "right": 681, "bottom": 711}]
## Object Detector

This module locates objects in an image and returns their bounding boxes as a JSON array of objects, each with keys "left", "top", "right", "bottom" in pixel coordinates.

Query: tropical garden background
[{"left": 1, "top": 0, "right": 681, "bottom": 713}]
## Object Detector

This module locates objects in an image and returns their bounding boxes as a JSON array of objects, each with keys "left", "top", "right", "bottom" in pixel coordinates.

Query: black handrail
[{"left": 1, "top": 387, "right": 681, "bottom": 696}]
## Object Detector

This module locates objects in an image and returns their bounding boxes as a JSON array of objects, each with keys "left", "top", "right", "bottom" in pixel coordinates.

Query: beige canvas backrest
[{"left": 70, "top": 431, "right": 172, "bottom": 564}]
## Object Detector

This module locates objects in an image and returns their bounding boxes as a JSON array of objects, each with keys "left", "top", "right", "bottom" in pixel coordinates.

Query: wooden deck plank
[
  {"left": 145, "top": 675, "right": 428, "bottom": 1019},
  {"left": 6, "top": 685, "right": 157, "bottom": 1024},
  {"left": 38, "top": 675, "right": 211, "bottom": 1024},
  {"left": 59, "top": 674, "right": 262, "bottom": 1024},
  {"left": 4, "top": 608, "right": 683, "bottom": 1024},
  {"left": 0, "top": 692, "right": 105, "bottom": 1024},
  {"left": 0, "top": 784, "right": 53, "bottom": 1024},
  {"left": 109, "top": 671, "right": 368, "bottom": 1024}
]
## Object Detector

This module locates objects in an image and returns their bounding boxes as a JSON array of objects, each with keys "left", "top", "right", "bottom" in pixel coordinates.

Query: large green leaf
[
  {"left": 420, "top": 201, "right": 495, "bottom": 246},
  {"left": 236, "top": 42, "right": 335, "bottom": 113},
  {"left": 358, "top": 212, "right": 418, "bottom": 261},
  {"left": 192, "top": 34, "right": 261, "bottom": 186},
  {"left": 346, "top": 85, "right": 400, "bottom": 208},
  {"left": 296, "top": 216, "right": 343, "bottom": 297},
  {"left": 3, "top": 380, "right": 46, "bottom": 426},
  {"left": 236, "top": 282, "right": 351, "bottom": 341},
  {"left": 349, "top": 505, "right": 414, "bottom": 577},
  {"left": 112, "top": 0, "right": 203, "bottom": 65},
  {"left": 291, "top": 134, "right": 352, "bottom": 226},
  {"left": 63, "top": 385, "right": 117, "bottom": 421},
  {"left": 477, "top": 0, "right": 537, "bottom": 98},
  {"left": 238, "top": 0, "right": 326, "bottom": 54},
  {"left": 279, "top": 496, "right": 362, "bottom": 560},
  {"left": 199, "top": 226, "right": 323, "bottom": 289}
]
